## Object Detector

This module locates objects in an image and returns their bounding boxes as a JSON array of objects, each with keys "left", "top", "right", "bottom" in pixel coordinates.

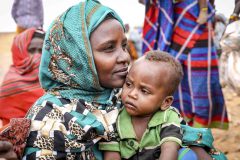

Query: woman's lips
[{"left": 114, "top": 67, "right": 128, "bottom": 76}]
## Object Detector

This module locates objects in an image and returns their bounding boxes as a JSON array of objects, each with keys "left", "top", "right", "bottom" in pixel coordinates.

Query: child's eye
[
  {"left": 141, "top": 89, "right": 150, "bottom": 95},
  {"left": 125, "top": 81, "right": 132, "bottom": 87}
]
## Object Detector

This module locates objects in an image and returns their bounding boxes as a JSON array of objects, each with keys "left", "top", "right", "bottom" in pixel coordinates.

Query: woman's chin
[{"left": 105, "top": 80, "right": 125, "bottom": 89}]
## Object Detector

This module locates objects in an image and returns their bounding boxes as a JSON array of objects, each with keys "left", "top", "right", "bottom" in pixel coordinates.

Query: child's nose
[{"left": 128, "top": 88, "right": 138, "bottom": 99}]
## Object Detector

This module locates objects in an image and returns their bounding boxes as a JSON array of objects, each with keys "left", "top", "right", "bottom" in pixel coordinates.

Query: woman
[
  {"left": 0, "top": 28, "right": 45, "bottom": 127},
  {"left": 23, "top": 1, "right": 130, "bottom": 159},
  {"left": 142, "top": 0, "right": 228, "bottom": 129}
]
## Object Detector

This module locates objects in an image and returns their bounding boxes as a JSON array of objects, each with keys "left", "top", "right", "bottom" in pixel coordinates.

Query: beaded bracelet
[
  {"left": 201, "top": 7, "right": 208, "bottom": 12},
  {"left": 229, "top": 14, "right": 240, "bottom": 21}
]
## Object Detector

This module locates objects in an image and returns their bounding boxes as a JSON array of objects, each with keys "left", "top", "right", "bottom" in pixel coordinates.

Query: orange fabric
[
  {"left": 16, "top": 26, "right": 27, "bottom": 34},
  {"left": 128, "top": 40, "right": 138, "bottom": 60}
]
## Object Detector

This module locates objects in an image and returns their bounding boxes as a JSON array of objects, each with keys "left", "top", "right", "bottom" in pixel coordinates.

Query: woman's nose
[{"left": 117, "top": 49, "right": 130, "bottom": 65}]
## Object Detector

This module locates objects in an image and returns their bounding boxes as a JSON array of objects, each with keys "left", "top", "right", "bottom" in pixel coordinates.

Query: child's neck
[{"left": 131, "top": 115, "right": 152, "bottom": 142}]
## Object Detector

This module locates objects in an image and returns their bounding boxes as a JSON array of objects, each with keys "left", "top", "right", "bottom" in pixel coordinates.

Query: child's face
[
  {"left": 121, "top": 59, "right": 173, "bottom": 117},
  {"left": 90, "top": 18, "right": 130, "bottom": 89},
  {"left": 28, "top": 37, "right": 44, "bottom": 54}
]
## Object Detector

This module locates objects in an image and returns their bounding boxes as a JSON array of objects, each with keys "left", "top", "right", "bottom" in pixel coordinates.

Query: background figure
[
  {"left": 0, "top": 28, "right": 45, "bottom": 127},
  {"left": 213, "top": 13, "right": 227, "bottom": 56},
  {"left": 11, "top": 0, "right": 44, "bottom": 34},
  {"left": 125, "top": 24, "right": 141, "bottom": 61},
  {"left": 141, "top": 0, "right": 228, "bottom": 129},
  {"left": 229, "top": 0, "right": 240, "bottom": 23},
  {"left": 219, "top": 20, "right": 240, "bottom": 95}
]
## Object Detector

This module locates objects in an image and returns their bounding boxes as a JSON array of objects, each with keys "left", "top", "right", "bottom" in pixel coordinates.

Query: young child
[{"left": 99, "top": 51, "right": 198, "bottom": 160}]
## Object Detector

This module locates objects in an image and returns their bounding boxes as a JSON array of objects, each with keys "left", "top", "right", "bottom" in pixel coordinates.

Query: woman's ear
[{"left": 160, "top": 96, "right": 174, "bottom": 111}]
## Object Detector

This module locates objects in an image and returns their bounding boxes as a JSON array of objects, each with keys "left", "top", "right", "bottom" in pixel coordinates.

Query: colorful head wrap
[{"left": 40, "top": 0, "right": 124, "bottom": 105}]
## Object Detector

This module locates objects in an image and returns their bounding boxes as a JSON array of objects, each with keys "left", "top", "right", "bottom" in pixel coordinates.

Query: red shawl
[{"left": 0, "top": 28, "right": 44, "bottom": 126}]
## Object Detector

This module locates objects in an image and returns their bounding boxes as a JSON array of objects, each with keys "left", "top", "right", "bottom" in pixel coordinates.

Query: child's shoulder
[
  {"left": 163, "top": 107, "right": 182, "bottom": 123},
  {"left": 168, "top": 106, "right": 181, "bottom": 115}
]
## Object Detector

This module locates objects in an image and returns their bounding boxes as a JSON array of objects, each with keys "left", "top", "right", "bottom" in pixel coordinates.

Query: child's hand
[{"left": 197, "top": 10, "right": 208, "bottom": 24}]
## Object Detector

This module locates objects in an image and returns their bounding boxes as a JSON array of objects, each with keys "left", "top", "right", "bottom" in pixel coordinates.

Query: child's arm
[
  {"left": 159, "top": 141, "right": 180, "bottom": 160},
  {"left": 104, "top": 151, "right": 121, "bottom": 160},
  {"left": 158, "top": 108, "right": 182, "bottom": 160},
  {"left": 197, "top": 0, "right": 208, "bottom": 24}
]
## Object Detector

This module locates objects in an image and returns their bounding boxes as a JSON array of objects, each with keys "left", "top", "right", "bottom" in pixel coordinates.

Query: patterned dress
[{"left": 23, "top": 0, "right": 126, "bottom": 159}]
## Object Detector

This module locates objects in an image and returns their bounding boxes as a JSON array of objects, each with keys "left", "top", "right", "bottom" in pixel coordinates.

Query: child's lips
[{"left": 125, "top": 101, "right": 137, "bottom": 110}]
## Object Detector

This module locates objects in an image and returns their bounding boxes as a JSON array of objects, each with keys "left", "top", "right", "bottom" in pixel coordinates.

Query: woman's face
[
  {"left": 90, "top": 18, "right": 130, "bottom": 89},
  {"left": 28, "top": 37, "right": 44, "bottom": 54}
]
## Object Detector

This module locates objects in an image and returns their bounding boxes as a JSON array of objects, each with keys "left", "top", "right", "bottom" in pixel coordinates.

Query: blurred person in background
[
  {"left": 140, "top": 0, "right": 228, "bottom": 129},
  {"left": 125, "top": 24, "right": 142, "bottom": 61},
  {"left": 213, "top": 13, "right": 227, "bottom": 56},
  {"left": 0, "top": 28, "right": 45, "bottom": 127},
  {"left": 219, "top": 19, "right": 240, "bottom": 95},
  {"left": 11, "top": 0, "right": 44, "bottom": 34}
]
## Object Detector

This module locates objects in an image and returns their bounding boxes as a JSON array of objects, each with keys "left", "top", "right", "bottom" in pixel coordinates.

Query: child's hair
[{"left": 145, "top": 50, "right": 183, "bottom": 95}]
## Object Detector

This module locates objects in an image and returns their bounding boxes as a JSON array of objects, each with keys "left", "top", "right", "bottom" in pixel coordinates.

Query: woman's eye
[
  {"left": 104, "top": 44, "right": 115, "bottom": 52},
  {"left": 122, "top": 43, "right": 127, "bottom": 50},
  {"left": 28, "top": 48, "right": 35, "bottom": 54}
]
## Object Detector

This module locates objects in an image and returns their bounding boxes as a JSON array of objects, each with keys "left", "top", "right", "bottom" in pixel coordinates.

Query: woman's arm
[
  {"left": 104, "top": 151, "right": 121, "bottom": 160},
  {"left": 190, "top": 146, "right": 213, "bottom": 160},
  {"left": 159, "top": 142, "right": 180, "bottom": 160}
]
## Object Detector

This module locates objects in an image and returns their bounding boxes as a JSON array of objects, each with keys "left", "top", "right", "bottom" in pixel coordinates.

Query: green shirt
[{"left": 99, "top": 107, "right": 182, "bottom": 159}]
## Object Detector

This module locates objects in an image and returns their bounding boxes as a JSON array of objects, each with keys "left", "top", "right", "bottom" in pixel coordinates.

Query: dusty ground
[{"left": 0, "top": 33, "right": 240, "bottom": 159}]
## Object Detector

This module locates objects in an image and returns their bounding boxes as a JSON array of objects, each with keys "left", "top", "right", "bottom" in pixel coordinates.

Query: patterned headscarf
[{"left": 39, "top": 0, "right": 124, "bottom": 104}]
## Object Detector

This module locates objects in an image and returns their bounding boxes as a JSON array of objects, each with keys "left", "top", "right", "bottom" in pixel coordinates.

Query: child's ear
[{"left": 160, "top": 96, "right": 174, "bottom": 111}]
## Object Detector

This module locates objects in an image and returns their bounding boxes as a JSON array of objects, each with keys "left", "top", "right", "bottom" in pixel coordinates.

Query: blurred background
[{"left": 0, "top": 0, "right": 235, "bottom": 32}]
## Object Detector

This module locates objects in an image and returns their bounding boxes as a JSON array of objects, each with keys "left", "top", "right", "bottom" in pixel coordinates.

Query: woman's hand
[
  {"left": 190, "top": 146, "right": 213, "bottom": 160},
  {"left": 0, "top": 141, "right": 17, "bottom": 160},
  {"left": 197, "top": 10, "right": 208, "bottom": 24}
]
